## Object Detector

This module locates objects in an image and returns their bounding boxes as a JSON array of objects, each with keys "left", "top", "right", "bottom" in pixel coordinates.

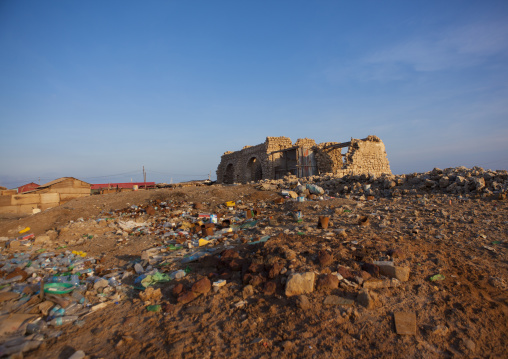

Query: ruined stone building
[{"left": 216, "top": 136, "right": 391, "bottom": 184}]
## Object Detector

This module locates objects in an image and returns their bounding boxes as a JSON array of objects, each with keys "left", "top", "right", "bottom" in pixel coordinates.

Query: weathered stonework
[{"left": 216, "top": 135, "right": 391, "bottom": 184}]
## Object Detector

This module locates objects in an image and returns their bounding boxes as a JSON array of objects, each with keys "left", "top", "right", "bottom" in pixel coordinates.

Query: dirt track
[{"left": 0, "top": 184, "right": 507, "bottom": 358}]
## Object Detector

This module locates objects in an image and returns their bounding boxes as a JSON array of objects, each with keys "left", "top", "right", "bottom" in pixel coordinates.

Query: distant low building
[{"left": 0, "top": 177, "right": 91, "bottom": 214}]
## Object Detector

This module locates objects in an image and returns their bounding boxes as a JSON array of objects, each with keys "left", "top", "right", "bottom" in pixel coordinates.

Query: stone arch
[
  {"left": 246, "top": 157, "right": 263, "bottom": 182},
  {"left": 223, "top": 163, "right": 235, "bottom": 184}
]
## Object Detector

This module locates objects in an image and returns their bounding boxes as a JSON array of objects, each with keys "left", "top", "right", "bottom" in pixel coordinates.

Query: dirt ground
[{"left": 0, "top": 184, "right": 507, "bottom": 358}]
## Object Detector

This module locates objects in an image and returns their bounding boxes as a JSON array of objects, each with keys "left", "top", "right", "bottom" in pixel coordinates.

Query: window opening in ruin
[
  {"left": 246, "top": 157, "right": 263, "bottom": 182},
  {"left": 342, "top": 147, "right": 349, "bottom": 167},
  {"left": 223, "top": 163, "right": 235, "bottom": 184}
]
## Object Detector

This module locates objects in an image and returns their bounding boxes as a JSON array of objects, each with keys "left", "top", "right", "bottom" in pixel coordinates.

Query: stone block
[
  {"left": 394, "top": 312, "right": 416, "bottom": 335},
  {"left": 285, "top": 272, "right": 315, "bottom": 296},
  {"left": 378, "top": 265, "right": 410, "bottom": 282}
]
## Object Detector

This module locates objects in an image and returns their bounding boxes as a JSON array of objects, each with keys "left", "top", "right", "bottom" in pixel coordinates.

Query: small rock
[
  {"left": 432, "top": 325, "right": 449, "bottom": 336},
  {"left": 394, "top": 312, "right": 416, "bottom": 335},
  {"left": 378, "top": 265, "right": 410, "bottom": 282},
  {"left": 9, "top": 240, "right": 21, "bottom": 249},
  {"left": 177, "top": 291, "right": 197, "bottom": 304},
  {"left": 318, "top": 251, "right": 333, "bottom": 267},
  {"left": 357, "top": 289, "right": 377, "bottom": 309},
  {"left": 134, "top": 263, "right": 144, "bottom": 274},
  {"left": 464, "top": 338, "right": 476, "bottom": 352},
  {"left": 243, "top": 285, "right": 255, "bottom": 298},
  {"left": 34, "top": 235, "right": 51, "bottom": 246},
  {"left": 362, "top": 263, "right": 379, "bottom": 277},
  {"left": 68, "top": 350, "right": 86, "bottom": 359},
  {"left": 172, "top": 283, "right": 184, "bottom": 296},
  {"left": 284, "top": 249, "right": 297, "bottom": 261},
  {"left": 191, "top": 277, "right": 211, "bottom": 295},
  {"left": 139, "top": 287, "right": 162, "bottom": 302},
  {"left": 317, "top": 274, "right": 339, "bottom": 291},
  {"left": 263, "top": 281, "right": 277, "bottom": 296},
  {"left": 363, "top": 278, "right": 400, "bottom": 289},
  {"left": 285, "top": 272, "right": 316, "bottom": 296},
  {"left": 186, "top": 306, "right": 206, "bottom": 314},
  {"left": 296, "top": 295, "right": 311, "bottom": 310},
  {"left": 324, "top": 295, "right": 354, "bottom": 306}
]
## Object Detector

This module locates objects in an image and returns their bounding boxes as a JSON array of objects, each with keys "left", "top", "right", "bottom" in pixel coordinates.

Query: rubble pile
[{"left": 257, "top": 166, "right": 508, "bottom": 199}]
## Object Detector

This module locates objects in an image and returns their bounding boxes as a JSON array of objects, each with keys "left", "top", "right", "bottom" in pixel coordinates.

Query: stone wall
[
  {"left": 336, "top": 136, "right": 391, "bottom": 177},
  {"left": 216, "top": 135, "right": 391, "bottom": 183},
  {"left": 315, "top": 142, "right": 343, "bottom": 174}
]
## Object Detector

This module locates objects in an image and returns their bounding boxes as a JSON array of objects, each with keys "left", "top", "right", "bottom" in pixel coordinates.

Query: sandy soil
[{"left": 0, "top": 184, "right": 507, "bottom": 358}]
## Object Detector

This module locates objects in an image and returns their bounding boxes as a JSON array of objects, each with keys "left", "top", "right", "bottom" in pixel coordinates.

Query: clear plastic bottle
[
  {"left": 26, "top": 320, "right": 48, "bottom": 334},
  {"left": 48, "top": 316, "right": 79, "bottom": 326},
  {"left": 71, "top": 290, "right": 87, "bottom": 304},
  {"left": 64, "top": 303, "right": 83, "bottom": 315}
]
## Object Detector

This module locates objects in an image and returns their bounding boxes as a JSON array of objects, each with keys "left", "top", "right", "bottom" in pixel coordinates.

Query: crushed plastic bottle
[{"left": 48, "top": 316, "right": 79, "bottom": 326}]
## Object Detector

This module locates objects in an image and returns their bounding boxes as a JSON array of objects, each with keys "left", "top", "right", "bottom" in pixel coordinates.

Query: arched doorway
[
  {"left": 246, "top": 157, "right": 263, "bottom": 182},
  {"left": 223, "top": 163, "right": 235, "bottom": 184}
]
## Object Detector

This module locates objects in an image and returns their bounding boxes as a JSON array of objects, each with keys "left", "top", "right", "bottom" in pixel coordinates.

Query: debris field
[{"left": 0, "top": 166, "right": 507, "bottom": 358}]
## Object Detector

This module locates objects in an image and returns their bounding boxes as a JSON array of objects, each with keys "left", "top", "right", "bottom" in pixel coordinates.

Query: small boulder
[
  {"left": 191, "top": 277, "right": 211, "bottom": 295},
  {"left": 317, "top": 274, "right": 339, "bottom": 291},
  {"left": 285, "top": 272, "right": 315, "bottom": 296}
]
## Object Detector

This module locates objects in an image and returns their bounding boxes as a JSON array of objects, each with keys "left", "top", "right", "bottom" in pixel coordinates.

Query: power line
[
  {"left": 148, "top": 169, "right": 208, "bottom": 177},
  {"left": 81, "top": 170, "right": 141, "bottom": 180}
]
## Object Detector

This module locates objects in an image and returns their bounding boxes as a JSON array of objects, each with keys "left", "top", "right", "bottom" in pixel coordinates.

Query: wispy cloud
[
  {"left": 367, "top": 21, "right": 508, "bottom": 72},
  {"left": 324, "top": 20, "right": 508, "bottom": 83}
]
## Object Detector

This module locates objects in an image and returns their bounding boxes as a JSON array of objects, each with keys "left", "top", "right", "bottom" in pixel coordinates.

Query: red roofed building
[{"left": 18, "top": 182, "right": 40, "bottom": 193}]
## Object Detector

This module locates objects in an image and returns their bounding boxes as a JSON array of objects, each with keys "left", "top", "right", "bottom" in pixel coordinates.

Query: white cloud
[
  {"left": 366, "top": 21, "right": 508, "bottom": 72},
  {"left": 324, "top": 20, "right": 508, "bottom": 84}
]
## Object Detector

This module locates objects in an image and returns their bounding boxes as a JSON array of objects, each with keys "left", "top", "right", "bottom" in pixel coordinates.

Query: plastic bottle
[
  {"left": 71, "top": 291, "right": 86, "bottom": 304},
  {"left": 64, "top": 303, "right": 83, "bottom": 315},
  {"left": 26, "top": 320, "right": 48, "bottom": 334},
  {"left": 48, "top": 305, "right": 65, "bottom": 318},
  {"left": 48, "top": 316, "right": 79, "bottom": 326}
]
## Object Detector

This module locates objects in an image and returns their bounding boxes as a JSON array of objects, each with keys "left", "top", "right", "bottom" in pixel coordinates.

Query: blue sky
[{"left": 1, "top": 0, "right": 507, "bottom": 187}]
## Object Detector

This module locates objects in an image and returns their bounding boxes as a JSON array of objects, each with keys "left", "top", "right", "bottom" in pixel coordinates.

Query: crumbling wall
[
  {"left": 315, "top": 142, "right": 343, "bottom": 174},
  {"left": 216, "top": 137, "right": 294, "bottom": 184},
  {"left": 216, "top": 135, "right": 391, "bottom": 183},
  {"left": 337, "top": 136, "right": 391, "bottom": 177},
  {"left": 294, "top": 138, "right": 317, "bottom": 148}
]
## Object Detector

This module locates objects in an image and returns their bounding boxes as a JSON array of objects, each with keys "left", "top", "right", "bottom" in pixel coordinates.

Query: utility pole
[
  {"left": 209, "top": 171, "right": 211, "bottom": 181},
  {"left": 143, "top": 166, "right": 146, "bottom": 188}
]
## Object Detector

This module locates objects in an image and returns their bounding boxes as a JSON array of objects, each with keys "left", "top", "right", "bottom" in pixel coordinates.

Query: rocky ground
[{"left": 0, "top": 167, "right": 507, "bottom": 358}]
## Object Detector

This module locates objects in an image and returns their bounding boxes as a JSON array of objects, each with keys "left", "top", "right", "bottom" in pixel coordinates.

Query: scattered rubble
[{"left": 0, "top": 165, "right": 506, "bottom": 358}]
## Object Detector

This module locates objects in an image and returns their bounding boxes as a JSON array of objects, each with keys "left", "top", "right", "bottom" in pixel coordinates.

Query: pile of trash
[{"left": 0, "top": 239, "right": 130, "bottom": 356}]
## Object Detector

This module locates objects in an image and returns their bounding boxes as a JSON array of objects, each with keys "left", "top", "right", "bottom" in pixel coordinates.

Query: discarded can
[{"left": 318, "top": 216, "right": 330, "bottom": 229}]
